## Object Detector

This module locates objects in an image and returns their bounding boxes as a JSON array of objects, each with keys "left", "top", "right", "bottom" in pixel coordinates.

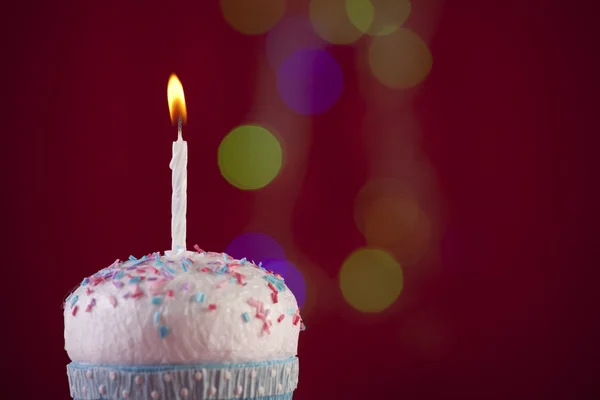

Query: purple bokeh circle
[
  {"left": 266, "top": 15, "right": 327, "bottom": 70},
  {"left": 277, "top": 48, "right": 344, "bottom": 115},
  {"left": 225, "top": 233, "right": 285, "bottom": 264},
  {"left": 262, "top": 258, "right": 307, "bottom": 308}
]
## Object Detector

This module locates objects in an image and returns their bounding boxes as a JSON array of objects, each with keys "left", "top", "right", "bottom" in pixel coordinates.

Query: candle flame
[{"left": 167, "top": 74, "right": 187, "bottom": 125}]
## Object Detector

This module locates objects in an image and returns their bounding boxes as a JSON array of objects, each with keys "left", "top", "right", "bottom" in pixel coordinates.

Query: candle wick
[{"left": 178, "top": 117, "right": 183, "bottom": 140}]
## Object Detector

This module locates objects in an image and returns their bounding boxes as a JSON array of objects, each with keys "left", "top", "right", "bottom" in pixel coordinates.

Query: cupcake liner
[{"left": 67, "top": 357, "right": 298, "bottom": 400}]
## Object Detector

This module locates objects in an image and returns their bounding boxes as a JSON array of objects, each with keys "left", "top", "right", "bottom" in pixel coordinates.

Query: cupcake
[{"left": 64, "top": 248, "right": 304, "bottom": 399}]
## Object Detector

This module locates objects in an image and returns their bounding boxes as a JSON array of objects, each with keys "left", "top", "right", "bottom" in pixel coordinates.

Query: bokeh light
[
  {"left": 346, "top": 0, "right": 411, "bottom": 36},
  {"left": 309, "top": 0, "right": 363, "bottom": 44},
  {"left": 386, "top": 209, "right": 432, "bottom": 266},
  {"left": 266, "top": 16, "right": 327, "bottom": 70},
  {"left": 277, "top": 49, "right": 344, "bottom": 115},
  {"left": 225, "top": 232, "right": 286, "bottom": 263},
  {"left": 354, "top": 179, "right": 417, "bottom": 236},
  {"left": 262, "top": 259, "right": 307, "bottom": 308},
  {"left": 218, "top": 125, "right": 283, "bottom": 190},
  {"left": 339, "top": 248, "right": 403, "bottom": 313},
  {"left": 220, "top": 0, "right": 286, "bottom": 35},
  {"left": 369, "top": 28, "right": 433, "bottom": 88},
  {"left": 363, "top": 194, "right": 420, "bottom": 246}
]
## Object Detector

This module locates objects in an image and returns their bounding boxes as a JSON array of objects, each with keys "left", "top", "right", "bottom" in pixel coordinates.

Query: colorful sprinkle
[
  {"left": 267, "top": 282, "right": 278, "bottom": 293},
  {"left": 81, "top": 278, "right": 89, "bottom": 286},
  {"left": 216, "top": 279, "right": 229, "bottom": 288},
  {"left": 151, "top": 297, "right": 163, "bottom": 305},
  {"left": 70, "top": 295, "right": 79, "bottom": 308},
  {"left": 153, "top": 312, "right": 161, "bottom": 325},
  {"left": 242, "top": 312, "right": 252, "bottom": 323},
  {"left": 277, "top": 314, "right": 285, "bottom": 323},
  {"left": 240, "top": 258, "right": 247, "bottom": 265},
  {"left": 86, "top": 298, "right": 96, "bottom": 312},
  {"left": 193, "top": 244, "right": 204, "bottom": 253},
  {"left": 194, "top": 292, "right": 205, "bottom": 303},
  {"left": 72, "top": 306, "right": 79, "bottom": 316},
  {"left": 271, "top": 292, "right": 279, "bottom": 304},
  {"left": 301, "top": 322, "right": 306, "bottom": 331},
  {"left": 159, "top": 325, "right": 171, "bottom": 338},
  {"left": 114, "top": 271, "right": 125, "bottom": 280},
  {"left": 129, "top": 255, "right": 137, "bottom": 261},
  {"left": 85, "top": 287, "right": 94, "bottom": 295},
  {"left": 129, "top": 277, "right": 141, "bottom": 284},
  {"left": 208, "top": 304, "right": 217, "bottom": 310},
  {"left": 264, "top": 275, "right": 286, "bottom": 292},
  {"left": 131, "top": 291, "right": 144, "bottom": 299},
  {"left": 113, "top": 280, "right": 124, "bottom": 289}
]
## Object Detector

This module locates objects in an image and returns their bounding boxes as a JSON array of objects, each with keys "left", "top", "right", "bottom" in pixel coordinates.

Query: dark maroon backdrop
[{"left": 4, "top": 0, "right": 600, "bottom": 399}]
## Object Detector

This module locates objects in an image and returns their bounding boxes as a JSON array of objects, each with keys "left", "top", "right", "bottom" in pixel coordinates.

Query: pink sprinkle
[
  {"left": 263, "top": 322, "right": 271, "bottom": 334},
  {"left": 200, "top": 267, "right": 211, "bottom": 272},
  {"left": 208, "top": 304, "right": 217, "bottom": 310},
  {"left": 85, "top": 299, "right": 96, "bottom": 312},
  {"left": 166, "top": 290, "right": 174, "bottom": 297},
  {"left": 85, "top": 287, "right": 94, "bottom": 295},
  {"left": 292, "top": 315, "right": 300, "bottom": 326},
  {"left": 149, "top": 280, "right": 168, "bottom": 295},
  {"left": 259, "top": 302, "right": 265, "bottom": 314},
  {"left": 235, "top": 273, "right": 245, "bottom": 285},
  {"left": 194, "top": 244, "right": 204, "bottom": 253},
  {"left": 271, "top": 292, "right": 278, "bottom": 304},
  {"left": 256, "top": 312, "right": 265, "bottom": 320},
  {"left": 131, "top": 291, "right": 144, "bottom": 299},
  {"left": 72, "top": 306, "right": 79, "bottom": 316},
  {"left": 267, "top": 283, "right": 278, "bottom": 293},
  {"left": 216, "top": 279, "right": 229, "bottom": 288},
  {"left": 274, "top": 273, "right": 284, "bottom": 280},
  {"left": 150, "top": 267, "right": 160, "bottom": 274},
  {"left": 277, "top": 314, "right": 285, "bottom": 323},
  {"left": 109, "top": 296, "right": 117, "bottom": 308}
]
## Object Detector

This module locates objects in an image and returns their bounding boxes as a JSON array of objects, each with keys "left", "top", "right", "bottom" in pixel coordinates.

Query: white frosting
[{"left": 64, "top": 251, "right": 301, "bottom": 365}]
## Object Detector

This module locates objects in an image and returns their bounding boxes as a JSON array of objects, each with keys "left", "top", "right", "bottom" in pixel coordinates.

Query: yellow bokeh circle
[
  {"left": 339, "top": 248, "right": 403, "bottom": 313},
  {"left": 218, "top": 125, "right": 283, "bottom": 190},
  {"left": 220, "top": 0, "right": 286, "bottom": 35},
  {"left": 346, "top": 0, "right": 411, "bottom": 36},
  {"left": 310, "top": 0, "right": 364, "bottom": 44},
  {"left": 369, "top": 27, "right": 433, "bottom": 88}
]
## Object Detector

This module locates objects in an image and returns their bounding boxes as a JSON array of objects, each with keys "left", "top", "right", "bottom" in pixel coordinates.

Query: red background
[{"left": 4, "top": 0, "right": 600, "bottom": 399}]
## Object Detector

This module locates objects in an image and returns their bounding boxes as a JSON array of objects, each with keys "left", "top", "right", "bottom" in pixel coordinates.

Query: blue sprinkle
[
  {"left": 301, "top": 323, "right": 306, "bottom": 331},
  {"left": 240, "top": 258, "right": 247, "bottom": 265},
  {"left": 66, "top": 292, "right": 73, "bottom": 302},
  {"left": 153, "top": 312, "right": 161, "bottom": 325},
  {"left": 155, "top": 258, "right": 165, "bottom": 267},
  {"left": 229, "top": 277, "right": 237, "bottom": 282},
  {"left": 164, "top": 265, "right": 176, "bottom": 275},
  {"left": 129, "top": 277, "right": 141, "bottom": 284},
  {"left": 181, "top": 259, "right": 191, "bottom": 272},
  {"left": 129, "top": 255, "right": 137, "bottom": 261},
  {"left": 223, "top": 253, "right": 229, "bottom": 262},
  {"left": 194, "top": 292, "right": 205, "bottom": 303},
  {"left": 258, "top": 261, "right": 262, "bottom": 268},
  {"left": 242, "top": 312, "right": 251, "bottom": 323},
  {"left": 159, "top": 325, "right": 171, "bottom": 339},
  {"left": 71, "top": 295, "right": 79, "bottom": 308},
  {"left": 152, "top": 297, "right": 163, "bottom": 305},
  {"left": 264, "top": 275, "right": 286, "bottom": 292},
  {"left": 80, "top": 278, "right": 89, "bottom": 286},
  {"left": 288, "top": 308, "right": 295, "bottom": 316},
  {"left": 114, "top": 271, "right": 125, "bottom": 280}
]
